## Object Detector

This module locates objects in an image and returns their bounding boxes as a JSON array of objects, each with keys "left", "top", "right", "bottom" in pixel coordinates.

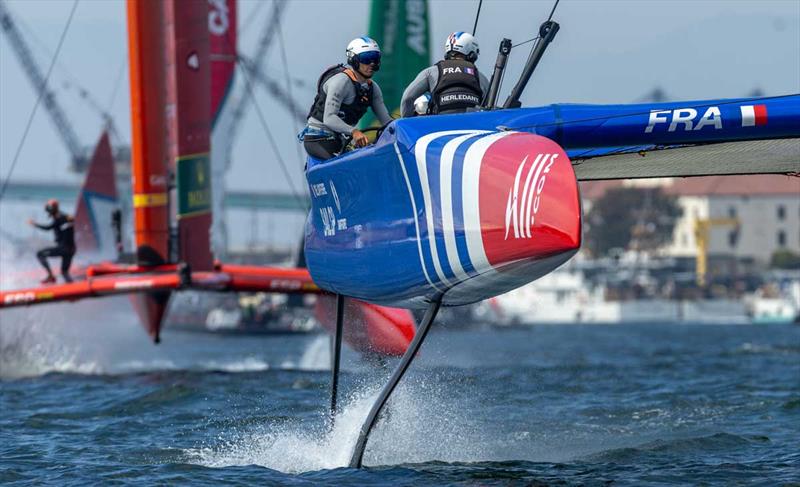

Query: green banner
[
  {"left": 361, "top": 0, "right": 431, "bottom": 127},
  {"left": 176, "top": 153, "right": 211, "bottom": 217}
]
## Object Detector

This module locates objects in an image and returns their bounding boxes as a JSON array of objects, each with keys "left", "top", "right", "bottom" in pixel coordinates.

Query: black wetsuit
[{"left": 35, "top": 213, "right": 76, "bottom": 281}]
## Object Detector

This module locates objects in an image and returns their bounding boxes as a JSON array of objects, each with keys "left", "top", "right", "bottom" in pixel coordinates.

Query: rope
[
  {"left": 513, "top": 36, "right": 539, "bottom": 48},
  {"left": 275, "top": 18, "right": 305, "bottom": 170},
  {"left": 234, "top": 54, "right": 309, "bottom": 211},
  {"left": 0, "top": 0, "right": 79, "bottom": 202}
]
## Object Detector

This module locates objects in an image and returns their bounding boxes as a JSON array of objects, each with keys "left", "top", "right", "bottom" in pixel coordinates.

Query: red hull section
[
  {"left": 130, "top": 292, "right": 170, "bottom": 343},
  {"left": 314, "top": 296, "right": 416, "bottom": 357},
  {"left": 479, "top": 133, "right": 582, "bottom": 268}
]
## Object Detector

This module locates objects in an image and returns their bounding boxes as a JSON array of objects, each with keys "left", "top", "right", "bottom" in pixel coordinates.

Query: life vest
[
  {"left": 307, "top": 64, "right": 373, "bottom": 128},
  {"left": 430, "top": 59, "right": 483, "bottom": 114}
]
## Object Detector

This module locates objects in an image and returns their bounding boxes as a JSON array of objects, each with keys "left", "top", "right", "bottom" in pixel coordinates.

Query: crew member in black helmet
[
  {"left": 28, "top": 199, "right": 76, "bottom": 284},
  {"left": 301, "top": 36, "right": 393, "bottom": 161},
  {"left": 400, "top": 32, "right": 489, "bottom": 117}
]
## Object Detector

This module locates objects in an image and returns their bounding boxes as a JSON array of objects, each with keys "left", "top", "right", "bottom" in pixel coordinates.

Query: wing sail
[
  {"left": 499, "top": 94, "right": 800, "bottom": 181},
  {"left": 570, "top": 138, "right": 800, "bottom": 181}
]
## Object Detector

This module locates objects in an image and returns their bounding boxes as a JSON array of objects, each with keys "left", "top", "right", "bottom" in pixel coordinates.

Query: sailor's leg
[
  {"left": 36, "top": 247, "right": 56, "bottom": 277},
  {"left": 330, "top": 294, "right": 346, "bottom": 423},
  {"left": 304, "top": 137, "right": 344, "bottom": 160},
  {"left": 349, "top": 296, "right": 442, "bottom": 468},
  {"left": 61, "top": 248, "right": 75, "bottom": 282}
]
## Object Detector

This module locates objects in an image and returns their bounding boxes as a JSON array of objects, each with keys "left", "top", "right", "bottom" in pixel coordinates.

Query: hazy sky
[{"left": 1, "top": 0, "right": 798, "bottom": 196}]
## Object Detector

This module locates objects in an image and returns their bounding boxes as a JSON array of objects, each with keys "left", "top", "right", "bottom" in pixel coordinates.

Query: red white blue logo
[{"left": 400, "top": 131, "right": 581, "bottom": 293}]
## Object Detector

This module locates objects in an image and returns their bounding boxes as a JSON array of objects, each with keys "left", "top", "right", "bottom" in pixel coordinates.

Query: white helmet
[
  {"left": 444, "top": 32, "right": 479, "bottom": 62},
  {"left": 346, "top": 37, "right": 382, "bottom": 70}
]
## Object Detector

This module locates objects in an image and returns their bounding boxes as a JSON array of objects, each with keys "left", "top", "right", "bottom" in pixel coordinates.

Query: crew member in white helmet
[
  {"left": 301, "top": 37, "right": 393, "bottom": 160},
  {"left": 400, "top": 32, "right": 490, "bottom": 117}
]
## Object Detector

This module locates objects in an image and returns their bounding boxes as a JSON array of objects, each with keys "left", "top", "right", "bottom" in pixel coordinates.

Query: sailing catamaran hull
[
  {"left": 305, "top": 120, "right": 582, "bottom": 308},
  {"left": 305, "top": 95, "right": 799, "bottom": 308}
]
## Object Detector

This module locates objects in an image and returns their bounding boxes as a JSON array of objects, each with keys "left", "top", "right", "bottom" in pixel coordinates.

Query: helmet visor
[{"left": 358, "top": 51, "right": 381, "bottom": 65}]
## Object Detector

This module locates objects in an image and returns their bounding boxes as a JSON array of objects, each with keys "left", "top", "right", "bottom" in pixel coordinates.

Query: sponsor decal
[
  {"left": 320, "top": 206, "right": 336, "bottom": 237},
  {"left": 740, "top": 104, "right": 767, "bottom": 127},
  {"left": 177, "top": 154, "right": 211, "bottom": 216},
  {"left": 311, "top": 183, "right": 327, "bottom": 197},
  {"left": 3, "top": 292, "right": 36, "bottom": 304},
  {"left": 36, "top": 292, "right": 55, "bottom": 300},
  {"left": 271, "top": 279, "right": 302, "bottom": 291},
  {"left": 114, "top": 280, "right": 155, "bottom": 290},
  {"left": 442, "top": 67, "right": 463, "bottom": 74},
  {"left": 208, "top": 0, "right": 230, "bottom": 36},
  {"left": 337, "top": 218, "right": 348, "bottom": 231},
  {"left": 441, "top": 93, "right": 480, "bottom": 104},
  {"left": 645, "top": 106, "right": 722, "bottom": 133},
  {"left": 405, "top": 0, "right": 427, "bottom": 55},
  {"left": 504, "top": 153, "right": 558, "bottom": 240}
]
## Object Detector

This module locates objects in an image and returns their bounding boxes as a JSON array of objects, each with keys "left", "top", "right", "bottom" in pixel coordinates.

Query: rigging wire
[
  {"left": 512, "top": 36, "right": 540, "bottom": 48},
  {"left": 240, "top": 0, "right": 267, "bottom": 35},
  {"left": 13, "top": 8, "right": 125, "bottom": 142},
  {"left": 218, "top": 3, "right": 308, "bottom": 211},
  {"left": 0, "top": 0, "right": 79, "bottom": 202},
  {"left": 233, "top": 54, "right": 308, "bottom": 211},
  {"left": 105, "top": 56, "right": 127, "bottom": 121},
  {"left": 472, "top": 0, "right": 483, "bottom": 35},
  {"left": 547, "top": 0, "right": 561, "bottom": 22},
  {"left": 275, "top": 17, "right": 305, "bottom": 170}
]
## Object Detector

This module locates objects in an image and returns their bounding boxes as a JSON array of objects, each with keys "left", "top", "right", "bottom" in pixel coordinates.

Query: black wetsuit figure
[{"left": 33, "top": 213, "right": 76, "bottom": 282}]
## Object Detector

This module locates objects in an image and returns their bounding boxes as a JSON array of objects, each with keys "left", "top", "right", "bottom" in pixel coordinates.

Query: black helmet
[{"left": 45, "top": 199, "right": 59, "bottom": 215}]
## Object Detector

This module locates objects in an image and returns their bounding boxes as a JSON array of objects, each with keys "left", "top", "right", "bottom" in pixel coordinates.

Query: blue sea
[{"left": 1, "top": 304, "right": 798, "bottom": 485}]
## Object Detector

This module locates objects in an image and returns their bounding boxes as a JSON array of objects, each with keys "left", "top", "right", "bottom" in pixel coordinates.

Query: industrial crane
[
  {"left": 0, "top": 0, "right": 129, "bottom": 174},
  {"left": 223, "top": 0, "right": 288, "bottom": 166}
]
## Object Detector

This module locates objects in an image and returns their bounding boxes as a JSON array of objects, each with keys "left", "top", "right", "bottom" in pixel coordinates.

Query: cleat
[{"left": 41, "top": 275, "right": 56, "bottom": 284}]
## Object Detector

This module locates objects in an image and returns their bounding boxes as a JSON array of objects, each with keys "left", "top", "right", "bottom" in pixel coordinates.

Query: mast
[{"left": 126, "top": 0, "right": 169, "bottom": 266}]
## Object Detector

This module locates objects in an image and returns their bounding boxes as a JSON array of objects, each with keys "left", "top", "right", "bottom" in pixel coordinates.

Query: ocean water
[{"left": 1, "top": 306, "right": 798, "bottom": 486}]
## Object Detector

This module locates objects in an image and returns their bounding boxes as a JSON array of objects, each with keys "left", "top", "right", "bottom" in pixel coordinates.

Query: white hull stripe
[
  {"left": 414, "top": 130, "right": 488, "bottom": 287},
  {"left": 439, "top": 131, "right": 491, "bottom": 281},
  {"left": 395, "top": 142, "right": 445, "bottom": 293},
  {"left": 462, "top": 131, "right": 515, "bottom": 274},
  {"left": 741, "top": 105, "right": 756, "bottom": 127}
]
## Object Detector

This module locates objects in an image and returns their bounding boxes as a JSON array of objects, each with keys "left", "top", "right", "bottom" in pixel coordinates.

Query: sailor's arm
[
  {"left": 370, "top": 83, "right": 393, "bottom": 125},
  {"left": 400, "top": 68, "right": 435, "bottom": 118},
  {"left": 322, "top": 74, "right": 357, "bottom": 135},
  {"left": 28, "top": 219, "right": 54, "bottom": 230}
]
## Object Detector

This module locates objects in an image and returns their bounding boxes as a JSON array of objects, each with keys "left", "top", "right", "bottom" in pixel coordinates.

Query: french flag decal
[
  {"left": 740, "top": 104, "right": 768, "bottom": 127},
  {"left": 465, "top": 67, "right": 475, "bottom": 75}
]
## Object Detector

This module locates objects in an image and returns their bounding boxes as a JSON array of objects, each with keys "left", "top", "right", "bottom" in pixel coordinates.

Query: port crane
[{"left": 0, "top": 0, "right": 129, "bottom": 174}]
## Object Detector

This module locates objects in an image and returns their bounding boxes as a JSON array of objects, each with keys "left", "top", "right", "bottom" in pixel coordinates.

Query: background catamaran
[{"left": 0, "top": 0, "right": 416, "bottom": 359}]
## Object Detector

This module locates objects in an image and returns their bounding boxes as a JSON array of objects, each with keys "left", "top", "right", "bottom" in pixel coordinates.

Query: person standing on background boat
[
  {"left": 28, "top": 199, "right": 76, "bottom": 284},
  {"left": 400, "top": 32, "right": 489, "bottom": 117},
  {"left": 301, "top": 37, "right": 393, "bottom": 161}
]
